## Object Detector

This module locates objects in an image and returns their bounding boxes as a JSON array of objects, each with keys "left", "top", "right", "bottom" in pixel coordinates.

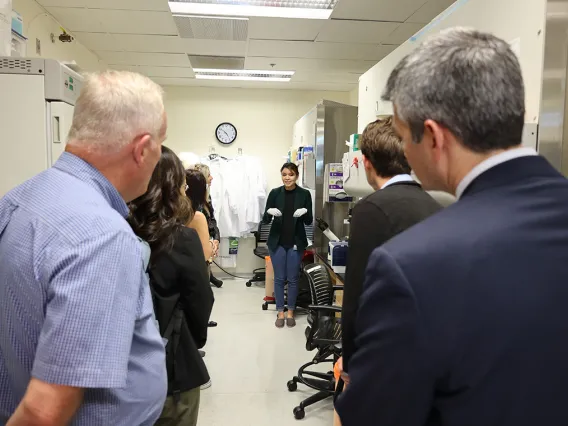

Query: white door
[
  {"left": 0, "top": 74, "right": 47, "bottom": 196},
  {"left": 47, "top": 101, "right": 75, "bottom": 166}
]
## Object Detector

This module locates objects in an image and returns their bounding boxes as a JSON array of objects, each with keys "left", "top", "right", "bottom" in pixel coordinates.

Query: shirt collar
[
  {"left": 381, "top": 174, "right": 415, "bottom": 190},
  {"left": 53, "top": 152, "right": 129, "bottom": 218},
  {"left": 455, "top": 147, "right": 538, "bottom": 199}
]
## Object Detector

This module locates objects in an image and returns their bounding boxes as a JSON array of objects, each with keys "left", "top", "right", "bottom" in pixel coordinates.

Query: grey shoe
[
  {"left": 286, "top": 317, "right": 296, "bottom": 328},
  {"left": 275, "top": 316, "right": 285, "bottom": 328}
]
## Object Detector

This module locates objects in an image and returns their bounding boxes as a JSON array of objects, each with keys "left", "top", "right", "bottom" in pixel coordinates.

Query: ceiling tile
[
  {"left": 248, "top": 40, "right": 395, "bottom": 61},
  {"left": 292, "top": 70, "right": 360, "bottom": 84},
  {"left": 382, "top": 22, "right": 424, "bottom": 44},
  {"left": 110, "top": 65, "right": 195, "bottom": 78},
  {"left": 331, "top": 0, "right": 429, "bottom": 22},
  {"left": 407, "top": 0, "right": 457, "bottom": 24},
  {"left": 248, "top": 17, "right": 325, "bottom": 41},
  {"left": 73, "top": 33, "right": 247, "bottom": 56},
  {"left": 244, "top": 56, "right": 377, "bottom": 74},
  {"left": 180, "top": 39, "right": 247, "bottom": 56},
  {"left": 46, "top": 7, "right": 178, "bottom": 35},
  {"left": 316, "top": 20, "right": 400, "bottom": 44},
  {"left": 37, "top": 0, "right": 169, "bottom": 10},
  {"left": 98, "top": 51, "right": 190, "bottom": 67},
  {"left": 151, "top": 77, "right": 355, "bottom": 92},
  {"left": 74, "top": 33, "right": 182, "bottom": 52}
]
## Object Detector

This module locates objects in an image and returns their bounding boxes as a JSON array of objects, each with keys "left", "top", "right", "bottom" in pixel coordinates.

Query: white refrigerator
[{"left": 0, "top": 57, "right": 82, "bottom": 196}]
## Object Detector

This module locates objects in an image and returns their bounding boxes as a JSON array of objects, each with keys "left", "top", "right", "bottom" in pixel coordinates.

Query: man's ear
[
  {"left": 362, "top": 154, "right": 372, "bottom": 171},
  {"left": 424, "top": 120, "right": 445, "bottom": 151},
  {"left": 132, "top": 134, "right": 152, "bottom": 166}
]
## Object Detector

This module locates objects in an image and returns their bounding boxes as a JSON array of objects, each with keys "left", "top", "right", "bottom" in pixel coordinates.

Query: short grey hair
[
  {"left": 68, "top": 70, "right": 165, "bottom": 152},
  {"left": 383, "top": 27, "right": 525, "bottom": 153}
]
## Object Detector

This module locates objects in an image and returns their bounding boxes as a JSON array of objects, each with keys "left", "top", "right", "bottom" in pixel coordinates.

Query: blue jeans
[{"left": 269, "top": 246, "right": 303, "bottom": 312}]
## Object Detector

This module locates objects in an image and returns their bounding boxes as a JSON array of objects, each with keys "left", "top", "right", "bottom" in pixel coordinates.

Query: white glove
[
  {"left": 293, "top": 208, "right": 308, "bottom": 218},
  {"left": 267, "top": 208, "right": 282, "bottom": 217}
]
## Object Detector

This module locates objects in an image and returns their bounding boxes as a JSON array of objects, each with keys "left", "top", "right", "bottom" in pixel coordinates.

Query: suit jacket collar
[
  {"left": 382, "top": 181, "right": 422, "bottom": 190},
  {"left": 461, "top": 156, "right": 561, "bottom": 199}
]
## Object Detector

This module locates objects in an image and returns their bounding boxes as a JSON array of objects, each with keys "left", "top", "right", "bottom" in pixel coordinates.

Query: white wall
[
  {"left": 348, "top": 87, "right": 358, "bottom": 107},
  {"left": 358, "top": 0, "right": 547, "bottom": 132},
  {"left": 12, "top": 0, "right": 106, "bottom": 70},
  {"left": 163, "top": 85, "right": 351, "bottom": 190}
]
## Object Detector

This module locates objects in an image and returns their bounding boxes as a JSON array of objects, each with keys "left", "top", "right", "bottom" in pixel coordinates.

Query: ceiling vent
[
  {"left": 173, "top": 15, "right": 248, "bottom": 41},
  {"left": 188, "top": 55, "right": 245, "bottom": 70}
]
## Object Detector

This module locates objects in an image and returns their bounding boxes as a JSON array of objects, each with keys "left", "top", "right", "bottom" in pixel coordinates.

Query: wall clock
[{"left": 215, "top": 122, "right": 237, "bottom": 145}]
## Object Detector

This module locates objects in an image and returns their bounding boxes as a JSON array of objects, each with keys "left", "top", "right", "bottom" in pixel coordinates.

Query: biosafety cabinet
[{"left": 0, "top": 57, "right": 83, "bottom": 196}]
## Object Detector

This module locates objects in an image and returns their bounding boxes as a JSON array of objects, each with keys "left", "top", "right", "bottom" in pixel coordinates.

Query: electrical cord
[{"left": 212, "top": 260, "right": 254, "bottom": 280}]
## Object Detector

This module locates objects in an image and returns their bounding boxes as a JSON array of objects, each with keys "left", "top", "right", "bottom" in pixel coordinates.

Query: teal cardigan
[{"left": 262, "top": 185, "right": 313, "bottom": 252}]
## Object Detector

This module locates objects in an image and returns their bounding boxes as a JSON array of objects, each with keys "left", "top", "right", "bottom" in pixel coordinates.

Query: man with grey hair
[
  {"left": 336, "top": 28, "right": 568, "bottom": 426},
  {"left": 0, "top": 71, "right": 168, "bottom": 425}
]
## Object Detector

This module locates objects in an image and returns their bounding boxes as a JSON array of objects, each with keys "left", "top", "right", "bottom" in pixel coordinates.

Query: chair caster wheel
[
  {"left": 287, "top": 380, "right": 297, "bottom": 392},
  {"left": 262, "top": 303, "right": 268, "bottom": 311},
  {"left": 246, "top": 281, "right": 252, "bottom": 287},
  {"left": 293, "top": 406, "right": 305, "bottom": 420}
]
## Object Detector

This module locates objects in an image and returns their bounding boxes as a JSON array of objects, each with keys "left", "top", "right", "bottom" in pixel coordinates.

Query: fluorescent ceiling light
[
  {"left": 194, "top": 68, "right": 295, "bottom": 82},
  {"left": 196, "top": 75, "right": 292, "bottom": 82},
  {"left": 168, "top": 0, "right": 336, "bottom": 19},
  {"left": 193, "top": 68, "right": 294, "bottom": 75},
  {"left": 172, "top": 13, "right": 248, "bottom": 20}
]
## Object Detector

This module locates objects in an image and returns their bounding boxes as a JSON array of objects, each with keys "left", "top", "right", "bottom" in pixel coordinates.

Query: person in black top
[
  {"left": 263, "top": 163, "right": 313, "bottom": 328},
  {"left": 128, "top": 146, "right": 214, "bottom": 426},
  {"left": 339, "top": 117, "right": 442, "bottom": 382}
]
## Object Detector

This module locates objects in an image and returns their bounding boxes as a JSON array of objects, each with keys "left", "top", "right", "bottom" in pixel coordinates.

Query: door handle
[{"left": 53, "top": 116, "right": 61, "bottom": 143}]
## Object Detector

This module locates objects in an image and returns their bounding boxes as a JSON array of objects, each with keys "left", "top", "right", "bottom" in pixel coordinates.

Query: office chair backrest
[
  {"left": 305, "top": 224, "right": 314, "bottom": 242},
  {"left": 257, "top": 221, "right": 272, "bottom": 243},
  {"left": 303, "top": 264, "right": 333, "bottom": 306}
]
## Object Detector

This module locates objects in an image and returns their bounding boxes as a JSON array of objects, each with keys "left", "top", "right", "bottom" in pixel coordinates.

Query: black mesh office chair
[
  {"left": 287, "top": 263, "right": 342, "bottom": 420},
  {"left": 246, "top": 221, "right": 272, "bottom": 287}
]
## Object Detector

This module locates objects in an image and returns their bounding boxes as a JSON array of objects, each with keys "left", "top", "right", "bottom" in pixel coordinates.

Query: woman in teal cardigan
[{"left": 262, "top": 162, "right": 313, "bottom": 328}]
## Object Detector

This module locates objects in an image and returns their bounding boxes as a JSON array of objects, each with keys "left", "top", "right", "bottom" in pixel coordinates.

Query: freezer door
[
  {"left": 47, "top": 101, "right": 75, "bottom": 166},
  {"left": 0, "top": 74, "right": 47, "bottom": 196}
]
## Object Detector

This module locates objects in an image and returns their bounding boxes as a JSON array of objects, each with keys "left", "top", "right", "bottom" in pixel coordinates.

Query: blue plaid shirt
[{"left": 0, "top": 153, "right": 167, "bottom": 425}]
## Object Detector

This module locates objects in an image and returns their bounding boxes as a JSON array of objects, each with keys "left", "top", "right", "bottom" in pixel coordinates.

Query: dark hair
[
  {"left": 281, "top": 162, "right": 299, "bottom": 175},
  {"left": 185, "top": 169, "right": 208, "bottom": 211},
  {"left": 359, "top": 116, "right": 411, "bottom": 177},
  {"left": 128, "top": 146, "right": 193, "bottom": 262}
]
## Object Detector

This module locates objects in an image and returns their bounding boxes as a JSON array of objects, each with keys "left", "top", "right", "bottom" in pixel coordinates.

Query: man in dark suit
[
  {"left": 341, "top": 117, "right": 441, "bottom": 378},
  {"left": 336, "top": 27, "right": 568, "bottom": 426}
]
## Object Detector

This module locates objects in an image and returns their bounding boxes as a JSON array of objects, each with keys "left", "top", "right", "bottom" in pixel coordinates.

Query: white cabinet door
[
  {"left": 358, "top": 70, "right": 379, "bottom": 133},
  {"left": 47, "top": 101, "right": 75, "bottom": 166}
]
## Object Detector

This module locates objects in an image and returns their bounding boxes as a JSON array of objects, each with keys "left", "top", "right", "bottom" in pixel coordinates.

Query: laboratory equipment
[
  {"left": 316, "top": 218, "right": 340, "bottom": 243},
  {"left": 0, "top": 57, "right": 82, "bottom": 196},
  {"left": 292, "top": 100, "right": 358, "bottom": 256},
  {"left": 329, "top": 241, "right": 349, "bottom": 274}
]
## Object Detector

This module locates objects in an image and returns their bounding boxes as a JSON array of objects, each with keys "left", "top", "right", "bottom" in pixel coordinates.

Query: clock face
[{"left": 216, "top": 122, "right": 237, "bottom": 145}]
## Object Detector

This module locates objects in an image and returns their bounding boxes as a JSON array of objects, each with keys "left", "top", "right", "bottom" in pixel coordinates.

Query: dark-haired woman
[
  {"left": 194, "top": 163, "right": 224, "bottom": 288},
  {"left": 185, "top": 169, "right": 214, "bottom": 265},
  {"left": 128, "top": 146, "right": 213, "bottom": 426},
  {"left": 262, "top": 162, "right": 313, "bottom": 329},
  {"left": 186, "top": 168, "right": 219, "bottom": 331}
]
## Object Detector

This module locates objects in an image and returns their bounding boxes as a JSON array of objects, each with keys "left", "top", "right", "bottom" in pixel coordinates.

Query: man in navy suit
[{"left": 335, "top": 27, "right": 568, "bottom": 426}]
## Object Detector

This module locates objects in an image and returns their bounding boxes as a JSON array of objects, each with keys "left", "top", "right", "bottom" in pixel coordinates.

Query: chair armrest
[{"left": 308, "top": 304, "right": 342, "bottom": 313}]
